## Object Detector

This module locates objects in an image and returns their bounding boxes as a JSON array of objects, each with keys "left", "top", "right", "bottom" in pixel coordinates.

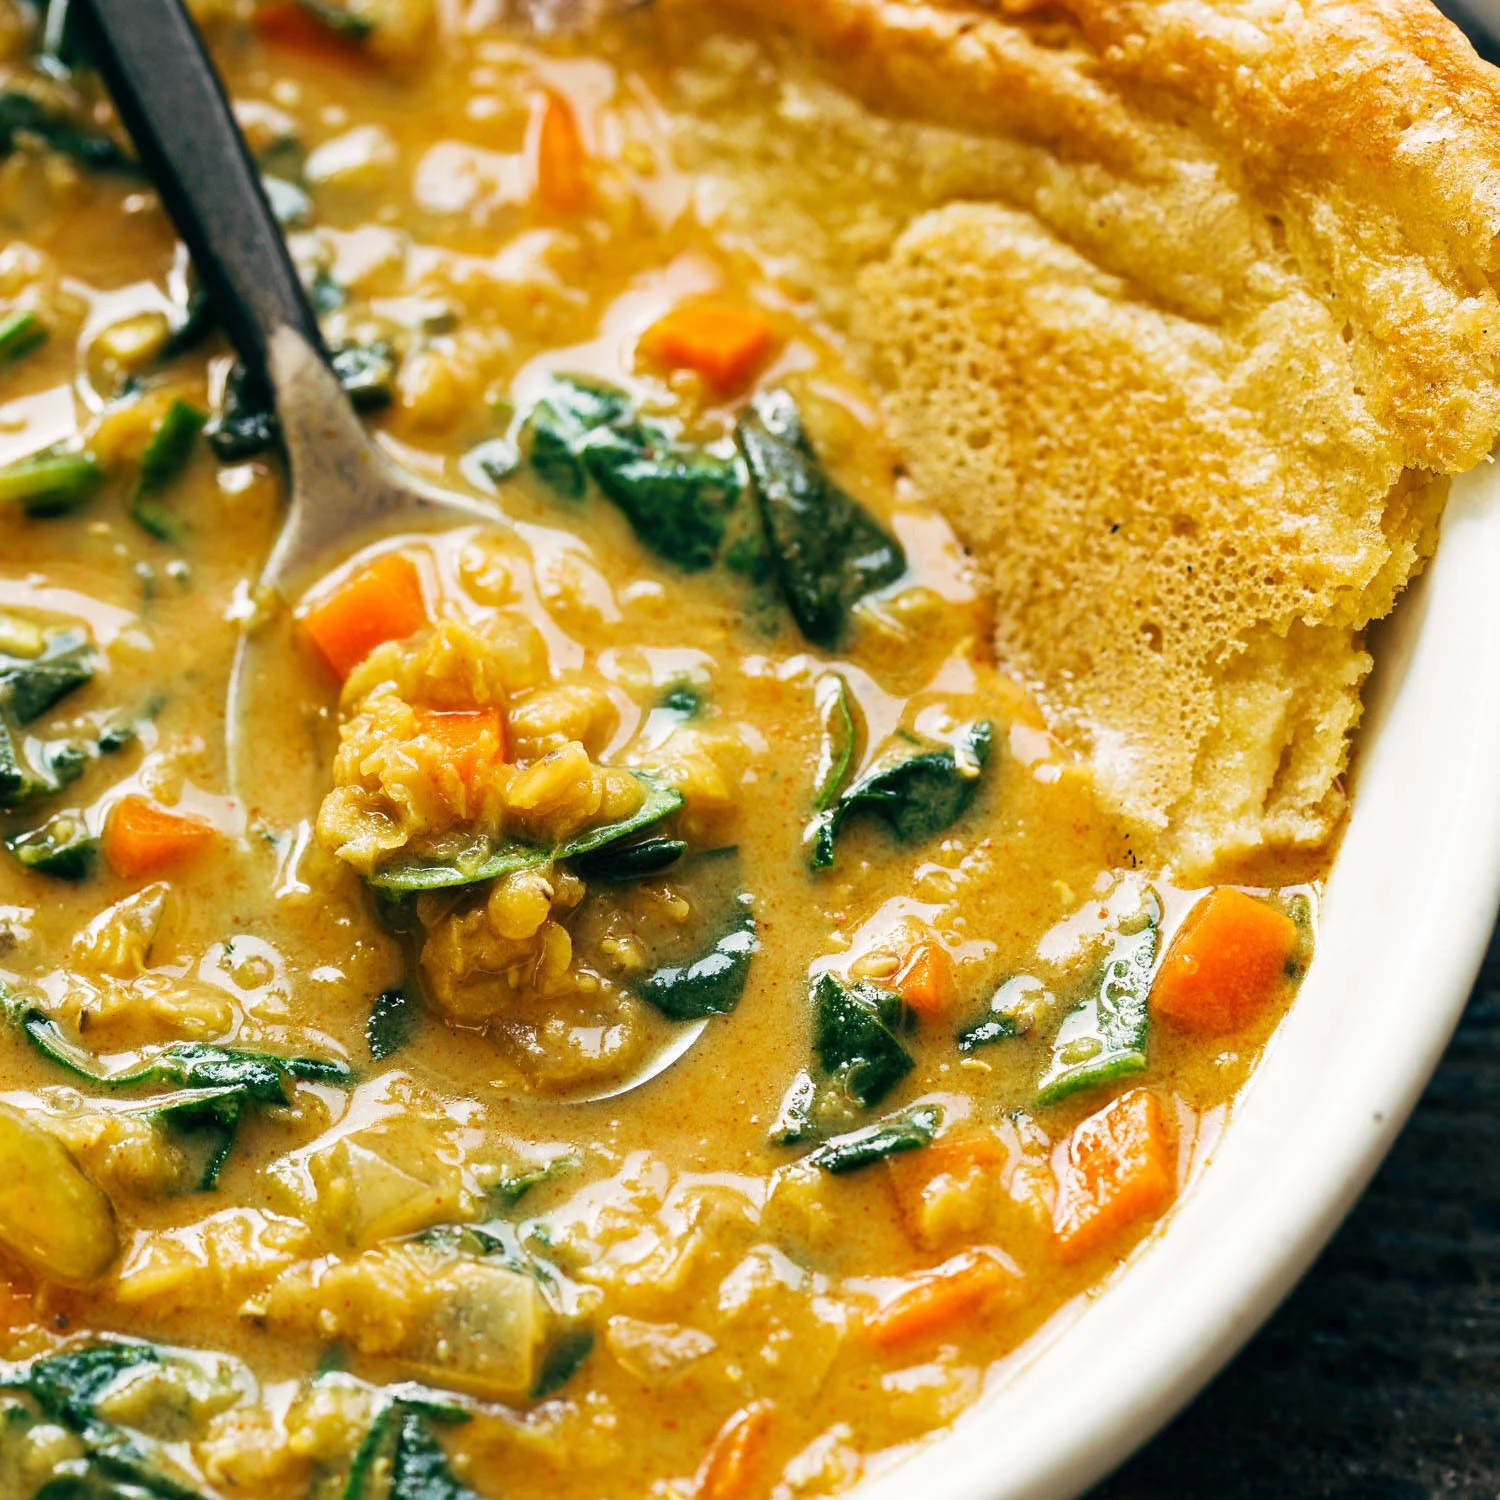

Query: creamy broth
[{"left": 0, "top": 5, "right": 1321, "bottom": 1498}]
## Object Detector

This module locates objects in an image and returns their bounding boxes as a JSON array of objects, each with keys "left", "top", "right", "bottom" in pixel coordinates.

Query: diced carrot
[
  {"left": 252, "top": 2, "right": 367, "bottom": 64},
  {"left": 1150, "top": 887, "right": 1299, "bottom": 1035},
  {"left": 1052, "top": 1089, "right": 1174, "bottom": 1263},
  {"left": 104, "top": 797, "right": 216, "bottom": 879},
  {"left": 695, "top": 1401, "right": 773, "bottom": 1500},
  {"left": 865, "top": 1249, "right": 1019, "bottom": 1350},
  {"left": 893, "top": 931, "right": 955, "bottom": 1018},
  {"left": 415, "top": 707, "right": 506, "bottom": 779},
  {"left": 885, "top": 1126, "right": 1007, "bottom": 1249},
  {"left": 300, "top": 553, "right": 427, "bottom": 681},
  {"left": 532, "top": 90, "right": 589, "bottom": 213},
  {"left": 638, "top": 302, "right": 778, "bottom": 394}
]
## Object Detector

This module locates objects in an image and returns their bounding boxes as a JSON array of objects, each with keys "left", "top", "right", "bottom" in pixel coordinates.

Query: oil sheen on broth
[{"left": 0, "top": 4, "right": 1321, "bottom": 1498}]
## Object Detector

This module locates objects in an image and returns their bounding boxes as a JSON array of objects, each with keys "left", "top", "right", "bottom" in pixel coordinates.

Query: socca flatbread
[{"left": 643, "top": 0, "right": 1500, "bottom": 874}]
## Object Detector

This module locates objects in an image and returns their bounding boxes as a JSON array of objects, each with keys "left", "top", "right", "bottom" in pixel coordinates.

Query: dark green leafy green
[
  {"left": 157, "top": 282, "right": 213, "bottom": 363},
  {"left": 335, "top": 1380, "right": 471, "bottom": 1500},
  {"left": 0, "top": 91, "right": 136, "bottom": 174},
  {"left": 130, "top": 400, "right": 206, "bottom": 541},
  {"left": 804, "top": 1104, "right": 943, "bottom": 1175},
  {"left": 4, "top": 995, "right": 352, "bottom": 1187},
  {"left": 295, "top": 0, "right": 376, "bottom": 39},
  {"left": 572, "top": 834, "right": 686, "bottom": 883},
  {"left": 1035, "top": 892, "right": 1161, "bottom": 1106},
  {"left": 806, "top": 720, "right": 993, "bottom": 871},
  {"left": 955, "top": 975, "right": 1047, "bottom": 1054},
  {"left": 635, "top": 891, "right": 756, "bottom": 1021},
  {"left": 369, "top": 771, "right": 682, "bottom": 893},
  {"left": 0, "top": 1342, "right": 212, "bottom": 1500},
  {"left": 811, "top": 671, "right": 855, "bottom": 810},
  {"left": 0, "top": 447, "right": 104, "bottom": 516},
  {"left": 489, "top": 1155, "right": 575, "bottom": 1210},
  {"left": 6, "top": 809, "right": 94, "bottom": 879},
  {"left": 366, "top": 987, "right": 418, "bottom": 1061},
  {"left": 530, "top": 1326, "right": 594, "bottom": 1399},
  {"left": 734, "top": 390, "right": 905, "bottom": 647},
  {"left": 518, "top": 375, "right": 742, "bottom": 572},
  {"left": 771, "top": 973, "right": 913, "bottom": 1145},
  {"left": 0, "top": 627, "right": 92, "bottom": 723},
  {"left": 658, "top": 680, "right": 704, "bottom": 718},
  {"left": 0, "top": 724, "right": 86, "bottom": 808},
  {"left": 0, "top": 307, "right": 46, "bottom": 364},
  {"left": 812, "top": 972, "right": 913, "bottom": 1106},
  {"left": 331, "top": 341, "right": 397, "bottom": 411},
  {"left": 207, "top": 345, "right": 396, "bottom": 460}
]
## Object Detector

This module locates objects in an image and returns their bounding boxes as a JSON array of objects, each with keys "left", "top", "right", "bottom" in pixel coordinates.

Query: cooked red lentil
[{"left": 0, "top": 3, "right": 1321, "bottom": 1497}]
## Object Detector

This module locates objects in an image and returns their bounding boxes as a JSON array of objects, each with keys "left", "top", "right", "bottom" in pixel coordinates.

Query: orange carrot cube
[
  {"left": 415, "top": 707, "right": 507, "bottom": 780},
  {"left": 639, "top": 302, "right": 778, "bottom": 394},
  {"left": 1052, "top": 1088, "right": 1174, "bottom": 1262},
  {"left": 104, "top": 796, "right": 216, "bottom": 879},
  {"left": 1151, "top": 887, "right": 1299, "bottom": 1034},
  {"left": 865, "top": 1249, "right": 1019, "bottom": 1349},
  {"left": 532, "top": 90, "right": 589, "bottom": 212},
  {"left": 893, "top": 932, "right": 956, "bottom": 1018},
  {"left": 696, "top": 1401, "right": 773, "bottom": 1500},
  {"left": 300, "top": 553, "right": 427, "bottom": 681}
]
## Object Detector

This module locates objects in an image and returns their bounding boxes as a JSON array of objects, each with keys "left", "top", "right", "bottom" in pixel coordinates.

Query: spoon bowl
[{"left": 78, "top": 0, "right": 708, "bottom": 1104}]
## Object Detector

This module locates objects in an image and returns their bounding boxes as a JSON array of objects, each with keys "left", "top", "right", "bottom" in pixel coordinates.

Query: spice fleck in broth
[{"left": 0, "top": 4, "right": 1321, "bottom": 1497}]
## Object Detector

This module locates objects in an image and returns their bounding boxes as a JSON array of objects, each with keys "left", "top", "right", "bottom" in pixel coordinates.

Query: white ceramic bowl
[{"left": 855, "top": 464, "right": 1500, "bottom": 1500}]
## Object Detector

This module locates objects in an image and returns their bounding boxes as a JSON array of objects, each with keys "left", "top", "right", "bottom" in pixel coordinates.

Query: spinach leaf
[
  {"left": 294, "top": 0, "right": 376, "bottom": 40},
  {"left": 658, "top": 680, "right": 704, "bottom": 718},
  {"left": 0, "top": 627, "right": 93, "bottom": 724},
  {"left": 734, "top": 390, "right": 905, "bottom": 647},
  {"left": 0, "top": 447, "right": 104, "bottom": 516},
  {"left": 0, "top": 308, "right": 46, "bottom": 364},
  {"left": 207, "top": 344, "right": 395, "bottom": 461},
  {"left": 813, "top": 972, "right": 912, "bottom": 1107},
  {"left": 0, "top": 724, "right": 86, "bottom": 808},
  {"left": 771, "top": 973, "right": 913, "bottom": 1144},
  {"left": 530, "top": 1326, "right": 594, "bottom": 1400},
  {"left": 1035, "top": 891, "right": 1161, "bottom": 1106},
  {"left": 0, "top": 91, "right": 136, "bottom": 174},
  {"left": 518, "top": 375, "right": 742, "bottom": 573},
  {"left": 205, "top": 363, "right": 275, "bottom": 461},
  {"left": 635, "top": 891, "right": 757, "bottom": 1021},
  {"left": 367, "top": 987, "right": 419, "bottom": 1061},
  {"left": 1, "top": 1342, "right": 212, "bottom": 1500},
  {"left": 4, "top": 996, "right": 352, "bottom": 1188},
  {"left": 6, "top": 809, "right": 95, "bottom": 879},
  {"left": 811, "top": 671, "right": 855, "bottom": 811},
  {"left": 489, "top": 1155, "right": 575, "bottom": 1210},
  {"left": 804, "top": 1104, "right": 943, "bottom": 1175},
  {"left": 129, "top": 400, "right": 206, "bottom": 542},
  {"left": 368, "top": 771, "right": 682, "bottom": 894},
  {"left": 517, "top": 376, "right": 631, "bottom": 499},
  {"left": 571, "top": 835, "right": 686, "bottom": 883},
  {"left": 387, "top": 1411, "right": 481, "bottom": 1500},
  {"left": 955, "top": 974, "right": 1048, "bottom": 1054},
  {"left": 806, "top": 720, "right": 993, "bottom": 872},
  {"left": 581, "top": 424, "right": 740, "bottom": 573},
  {"left": 336, "top": 1383, "right": 472, "bottom": 1500}
]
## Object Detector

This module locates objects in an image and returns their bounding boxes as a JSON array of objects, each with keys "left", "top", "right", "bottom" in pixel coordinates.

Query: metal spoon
[
  {"left": 76, "top": 0, "right": 499, "bottom": 782},
  {"left": 77, "top": 0, "right": 709, "bottom": 1099}
]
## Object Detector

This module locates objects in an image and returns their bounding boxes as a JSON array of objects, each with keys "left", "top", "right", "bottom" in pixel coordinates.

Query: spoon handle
[{"left": 76, "top": 0, "right": 329, "bottom": 391}]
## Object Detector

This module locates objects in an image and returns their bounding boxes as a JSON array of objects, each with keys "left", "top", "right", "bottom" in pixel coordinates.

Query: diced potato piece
[
  {"left": 306, "top": 1123, "right": 466, "bottom": 1248},
  {"left": 404, "top": 1259, "right": 551, "bottom": 1399},
  {"left": 0, "top": 1104, "right": 117, "bottom": 1282}
]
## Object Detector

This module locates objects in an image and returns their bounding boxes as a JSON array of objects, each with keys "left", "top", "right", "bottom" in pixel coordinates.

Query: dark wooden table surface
[{"left": 1090, "top": 930, "right": 1500, "bottom": 1499}]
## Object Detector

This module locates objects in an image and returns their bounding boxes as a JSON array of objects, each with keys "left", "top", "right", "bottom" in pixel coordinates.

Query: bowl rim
[{"left": 851, "top": 466, "right": 1500, "bottom": 1500}]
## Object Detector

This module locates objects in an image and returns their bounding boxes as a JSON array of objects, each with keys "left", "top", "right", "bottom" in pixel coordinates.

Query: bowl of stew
[{"left": 3, "top": 1, "right": 1500, "bottom": 1499}]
